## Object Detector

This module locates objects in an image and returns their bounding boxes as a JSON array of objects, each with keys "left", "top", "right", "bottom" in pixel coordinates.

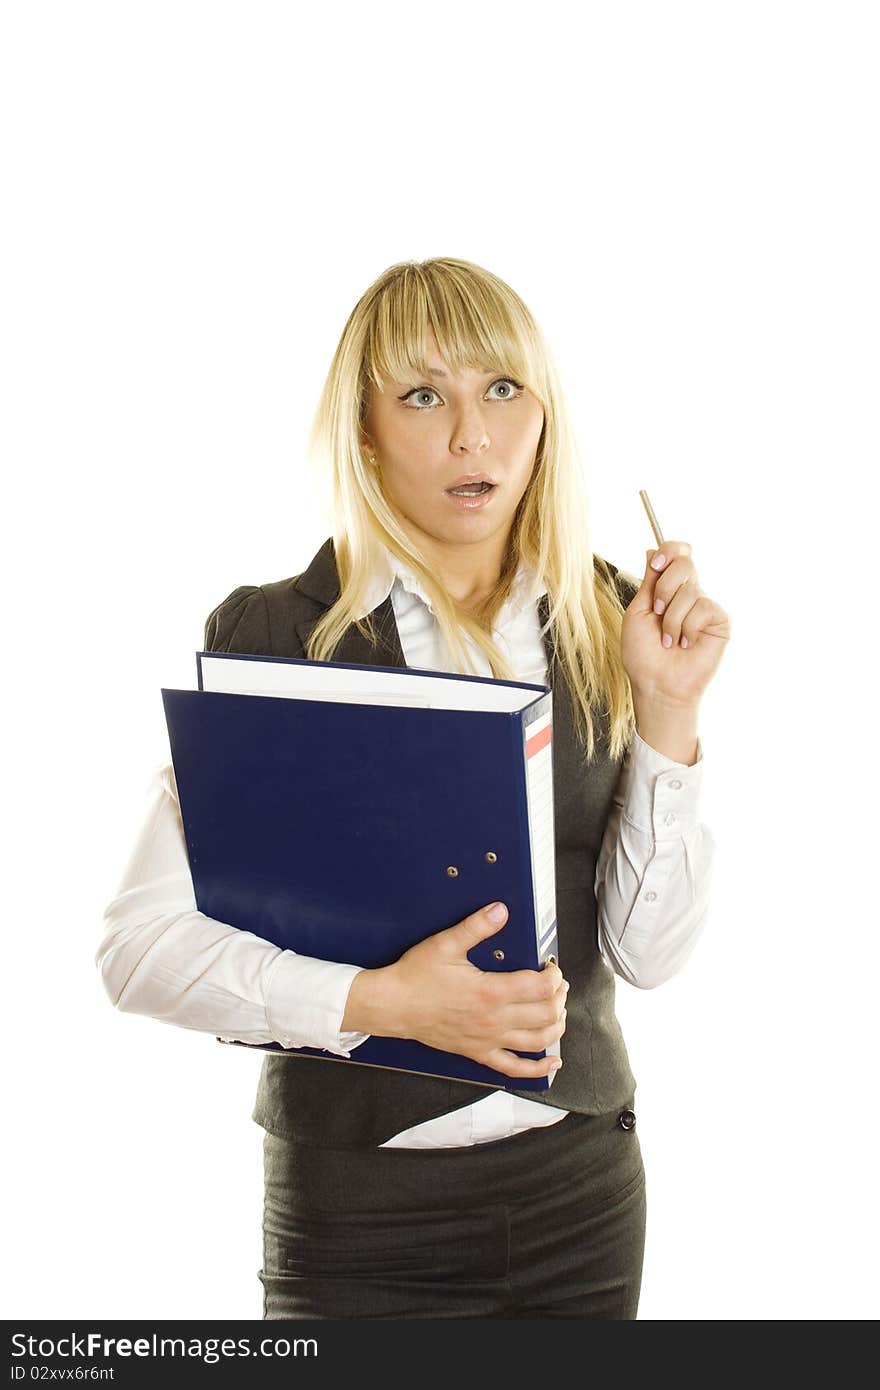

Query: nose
[{"left": 449, "top": 410, "right": 491, "bottom": 457}]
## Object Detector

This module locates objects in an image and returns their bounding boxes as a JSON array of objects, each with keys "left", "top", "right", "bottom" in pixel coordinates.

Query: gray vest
[{"left": 204, "top": 538, "right": 637, "bottom": 1148}]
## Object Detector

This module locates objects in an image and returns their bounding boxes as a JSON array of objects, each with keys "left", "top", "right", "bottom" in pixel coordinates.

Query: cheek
[
  {"left": 383, "top": 420, "right": 434, "bottom": 468},
  {"left": 382, "top": 461, "right": 435, "bottom": 503},
  {"left": 500, "top": 407, "right": 542, "bottom": 455}
]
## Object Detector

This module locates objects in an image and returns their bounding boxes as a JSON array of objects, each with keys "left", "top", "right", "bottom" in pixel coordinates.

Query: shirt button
[
  {"left": 664, "top": 812, "right": 677, "bottom": 826},
  {"left": 669, "top": 778, "right": 682, "bottom": 790},
  {"left": 644, "top": 890, "right": 657, "bottom": 901}
]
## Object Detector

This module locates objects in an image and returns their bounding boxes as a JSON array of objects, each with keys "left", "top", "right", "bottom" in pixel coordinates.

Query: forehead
[
  {"left": 420, "top": 325, "right": 494, "bottom": 375},
  {"left": 376, "top": 348, "right": 509, "bottom": 392},
  {"left": 366, "top": 315, "right": 530, "bottom": 400}
]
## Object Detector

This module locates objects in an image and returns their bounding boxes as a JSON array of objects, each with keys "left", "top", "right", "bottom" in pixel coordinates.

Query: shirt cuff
[
  {"left": 266, "top": 954, "right": 371, "bottom": 1056},
  {"left": 620, "top": 728, "right": 705, "bottom": 840}
]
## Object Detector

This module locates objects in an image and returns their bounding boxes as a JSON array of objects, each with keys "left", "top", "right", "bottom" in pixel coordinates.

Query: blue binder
[{"left": 160, "top": 650, "right": 560, "bottom": 1092}]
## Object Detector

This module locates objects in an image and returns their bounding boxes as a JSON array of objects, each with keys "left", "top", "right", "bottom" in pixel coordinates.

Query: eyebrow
[{"left": 425, "top": 365, "right": 497, "bottom": 379}]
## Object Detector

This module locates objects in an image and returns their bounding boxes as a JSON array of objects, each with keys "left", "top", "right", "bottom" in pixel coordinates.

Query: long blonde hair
[{"left": 305, "top": 256, "right": 638, "bottom": 763}]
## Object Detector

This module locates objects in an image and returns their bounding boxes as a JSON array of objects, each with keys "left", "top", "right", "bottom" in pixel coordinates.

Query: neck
[{"left": 392, "top": 519, "right": 510, "bottom": 610}]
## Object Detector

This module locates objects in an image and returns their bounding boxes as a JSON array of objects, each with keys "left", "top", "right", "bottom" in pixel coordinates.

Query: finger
[
  {"left": 499, "top": 966, "right": 568, "bottom": 1002},
  {"left": 644, "top": 541, "right": 693, "bottom": 587},
  {"left": 647, "top": 540, "right": 692, "bottom": 570},
  {"left": 658, "top": 580, "right": 702, "bottom": 649},
  {"left": 649, "top": 555, "right": 697, "bottom": 611},
  {"left": 486, "top": 1049, "right": 563, "bottom": 1079},
  {"left": 500, "top": 990, "right": 568, "bottom": 1030},
  {"left": 648, "top": 555, "right": 699, "bottom": 637},
  {"left": 634, "top": 546, "right": 688, "bottom": 609},
  {"left": 443, "top": 901, "right": 508, "bottom": 955},
  {"left": 676, "top": 590, "right": 710, "bottom": 649},
  {"left": 637, "top": 549, "right": 662, "bottom": 595},
  {"left": 502, "top": 1015, "right": 567, "bottom": 1051}
]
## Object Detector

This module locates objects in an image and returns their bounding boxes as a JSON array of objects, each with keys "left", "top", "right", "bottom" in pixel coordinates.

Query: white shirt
[{"left": 96, "top": 545, "right": 714, "bottom": 1149}]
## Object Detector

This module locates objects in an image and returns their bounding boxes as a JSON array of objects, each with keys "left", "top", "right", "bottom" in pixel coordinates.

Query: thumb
[
  {"left": 446, "top": 901, "right": 508, "bottom": 955},
  {"left": 631, "top": 549, "right": 664, "bottom": 607}
]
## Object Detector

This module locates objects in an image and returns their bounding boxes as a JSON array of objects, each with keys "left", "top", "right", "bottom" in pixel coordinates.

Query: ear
[{"left": 358, "top": 422, "right": 376, "bottom": 456}]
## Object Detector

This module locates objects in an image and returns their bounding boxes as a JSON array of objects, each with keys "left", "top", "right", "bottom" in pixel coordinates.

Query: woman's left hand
[{"left": 620, "top": 541, "right": 732, "bottom": 708}]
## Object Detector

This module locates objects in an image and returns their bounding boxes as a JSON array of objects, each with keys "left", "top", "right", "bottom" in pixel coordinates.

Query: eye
[
  {"left": 487, "top": 378, "right": 525, "bottom": 401},
  {"left": 401, "top": 386, "right": 443, "bottom": 409},
  {"left": 399, "top": 378, "right": 525, "bottom": 409}
]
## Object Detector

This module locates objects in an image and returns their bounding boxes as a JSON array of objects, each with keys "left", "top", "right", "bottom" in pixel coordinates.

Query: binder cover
[{"left": 161, "top": 651, "right": 559, "bottom": 1092}]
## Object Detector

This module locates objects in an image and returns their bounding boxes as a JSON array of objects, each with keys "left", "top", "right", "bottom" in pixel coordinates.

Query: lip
[
  {"left": 443, "top": 482, "right": 498, "bottom": 512},
  {"left": 445, "top": 472, "right": 496, "bottom": 489}
]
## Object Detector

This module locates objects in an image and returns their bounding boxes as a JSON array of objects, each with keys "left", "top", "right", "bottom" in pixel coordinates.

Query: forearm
[
  {"left": 595, "top": 725, "right": 712, "bottom": 988},
  {"left": 98, "top": 761, "right": 369, "bottom": 1054}
]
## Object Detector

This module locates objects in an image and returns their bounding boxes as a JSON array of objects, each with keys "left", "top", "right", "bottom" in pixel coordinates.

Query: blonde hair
[{"left": 305, "top": 256, "right": 638, "bottom": 763}]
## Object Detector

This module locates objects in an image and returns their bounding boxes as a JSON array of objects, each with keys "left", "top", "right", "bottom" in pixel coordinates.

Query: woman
[{"left": 98, "top": 256, "right": 729, "bottom": 1319}]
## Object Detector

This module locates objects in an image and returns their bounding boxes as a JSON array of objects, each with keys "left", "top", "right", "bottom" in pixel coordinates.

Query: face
[{"left": 361, "top": 327, "right": 545, "bottom": 575}]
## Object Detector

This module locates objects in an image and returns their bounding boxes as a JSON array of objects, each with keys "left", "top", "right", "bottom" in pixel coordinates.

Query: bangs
[{"left": 363, "top": 260, "right": 546, "bottom": 402}]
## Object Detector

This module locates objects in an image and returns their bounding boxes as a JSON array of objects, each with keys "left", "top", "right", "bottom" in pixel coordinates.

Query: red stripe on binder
[{"left": 526, "top": 722, "right": 552, "bottom": 759}]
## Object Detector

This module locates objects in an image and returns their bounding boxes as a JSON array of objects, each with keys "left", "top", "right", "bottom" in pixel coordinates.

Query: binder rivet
[
  {"left": 446, "top": 866, "right": 459, "bottom": 877},
  {"left": 484, "top": 851, "right": 498, "bottom": 863},
  {"left": 493, "top": 949, "right": 505, "bottom": 961}
]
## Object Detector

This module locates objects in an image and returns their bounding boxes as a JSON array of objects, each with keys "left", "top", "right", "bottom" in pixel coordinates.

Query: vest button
[{"left": 618, "top": 1108, "right": 636, "bottom": 1130}]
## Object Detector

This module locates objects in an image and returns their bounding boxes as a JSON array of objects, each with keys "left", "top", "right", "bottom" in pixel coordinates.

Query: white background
[{"left": 3, "top": 0, "right": 877, "bottom": 1321}]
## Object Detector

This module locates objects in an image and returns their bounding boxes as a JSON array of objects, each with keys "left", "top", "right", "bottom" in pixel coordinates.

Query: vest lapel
[{"left": 291, "top": 537, "right": 407, "bottom": 669}]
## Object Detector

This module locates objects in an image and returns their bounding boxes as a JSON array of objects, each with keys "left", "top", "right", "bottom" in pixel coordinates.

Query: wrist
[
  {"left": 630, "top": 679, "right": 700, "bottom": 713},
  {"left": 631, "top": 695, "right": 701, "bottom": 766},
  {"left": 341, "top": 965, "right": 406, "bottom": 1038}
]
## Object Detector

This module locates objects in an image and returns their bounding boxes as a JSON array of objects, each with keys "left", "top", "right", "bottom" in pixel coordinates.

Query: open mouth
[
  {"left": 445, "top": 482, "right": 495, "bottom": 496},
  {"left": 443, "top": 481, "right": 498, "bottom": 510}
]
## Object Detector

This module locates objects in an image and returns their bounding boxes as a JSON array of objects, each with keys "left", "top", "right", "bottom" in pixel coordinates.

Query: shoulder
[
  {"left": 593, "top": 553, "right": 640, "bottom": 608},
  {"left": 203, "top": 584, "right": 271, "bottom": 654},
  {"left": 202, "top": 541, "right": 330, "bottom": 656}
]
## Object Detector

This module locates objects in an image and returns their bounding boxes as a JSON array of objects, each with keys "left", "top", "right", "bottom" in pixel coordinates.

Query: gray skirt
[{"left": 259, "top": 1101, "right": 647, "bottom": 1319}]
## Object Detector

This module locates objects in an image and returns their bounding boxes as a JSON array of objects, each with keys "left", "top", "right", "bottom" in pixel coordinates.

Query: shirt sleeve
[
  {"left": 95, "top": 760, "right": 371, "bottom": 1054},
  {"left": 594, "top": 728, "right": 715, "bottom": 988}
]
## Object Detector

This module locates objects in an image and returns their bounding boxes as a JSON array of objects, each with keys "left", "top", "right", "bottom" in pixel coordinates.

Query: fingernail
[
  {"left": 487, "top": 902, "right": 507, "bottom": 923},
  {"left": 680, "top": 635, "right": 689, "bottom": 648},
  {"left": 653, "top": 597, "right": 665, "bottom": 614},
  {"left": 549, "top": 1059, "right": 563, "bottom": 1071},
  {"left": 662, "top": 633, "right": 673, "bottom": 648},
  {"left": 651, "top": 553, "right": 667, "bottom": 570}
]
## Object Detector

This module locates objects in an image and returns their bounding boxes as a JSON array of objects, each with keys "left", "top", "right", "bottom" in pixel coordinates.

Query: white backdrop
[{"left": 3, "top": 0, "right": 877, "bottom": 1322}]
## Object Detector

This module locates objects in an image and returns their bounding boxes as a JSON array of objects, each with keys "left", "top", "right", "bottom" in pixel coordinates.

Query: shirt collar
[{"left": 353, "top": 541, "right": 547, "bottom": 622}]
